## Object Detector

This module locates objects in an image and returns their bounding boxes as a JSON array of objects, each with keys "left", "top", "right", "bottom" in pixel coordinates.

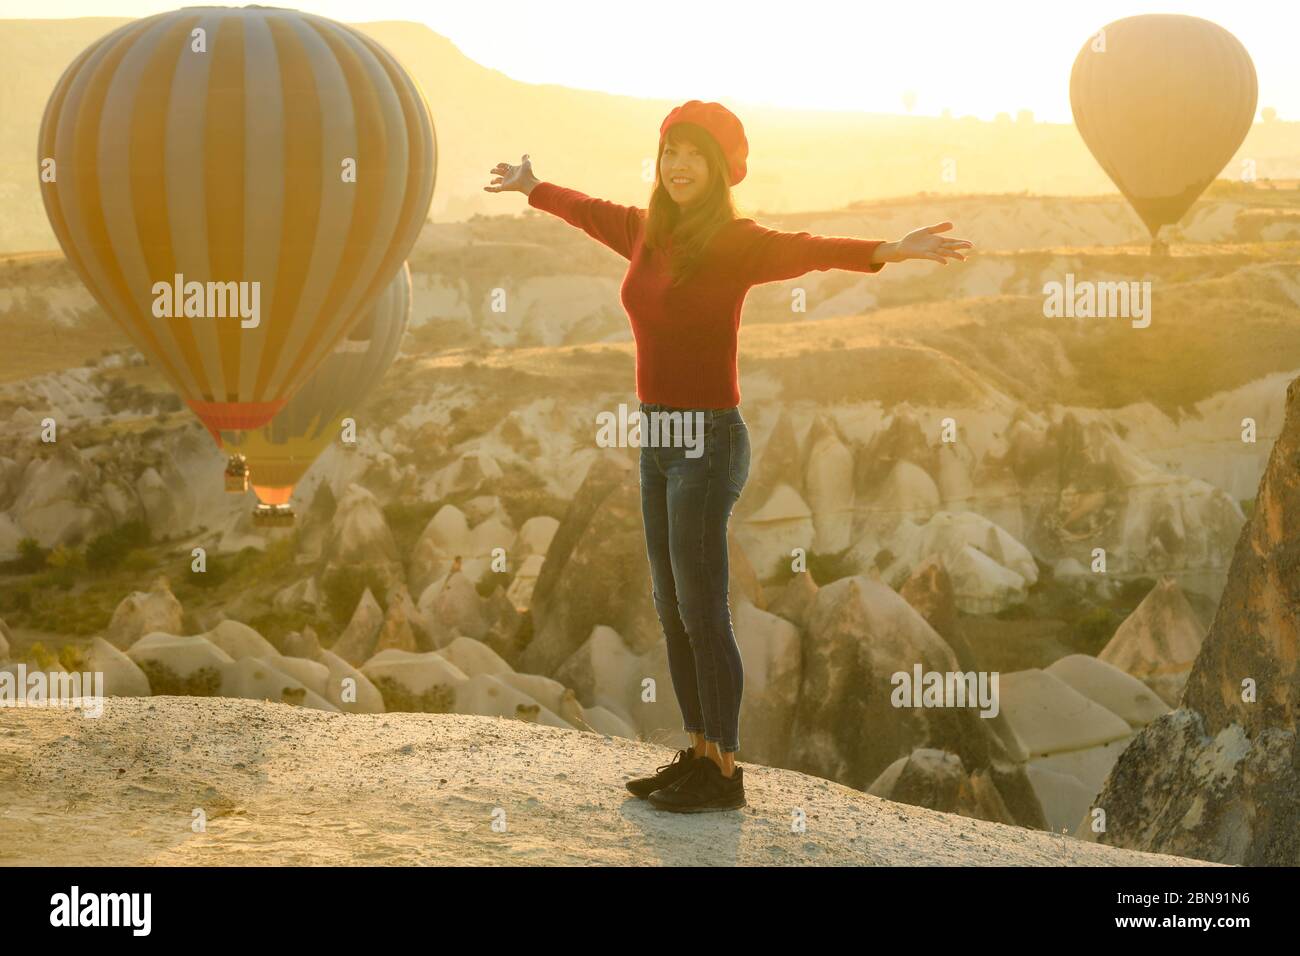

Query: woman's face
[{"left": 661, "top": 136, "right": 709, "bottom": 206}]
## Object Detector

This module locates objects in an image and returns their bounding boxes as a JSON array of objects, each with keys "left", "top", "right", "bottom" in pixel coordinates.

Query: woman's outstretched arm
[
  {"left": 485, "top": 154, "right": 643, "bottom": 261},
  {"left": 735, "top": 219, "right": 973, "bottom": 285}
]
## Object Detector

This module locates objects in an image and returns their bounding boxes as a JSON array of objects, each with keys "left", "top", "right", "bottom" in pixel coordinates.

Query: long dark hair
[{"left": 644, "top": 122, "right": 746, "bottom": 286}]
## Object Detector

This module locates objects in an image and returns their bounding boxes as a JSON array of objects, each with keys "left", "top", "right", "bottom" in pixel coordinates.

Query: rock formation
[{"left": 1084, "top": 377, "right": 1300, "bottom": 864}]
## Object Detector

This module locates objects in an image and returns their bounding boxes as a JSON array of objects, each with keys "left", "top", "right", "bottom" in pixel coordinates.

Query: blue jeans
[{"left": 637, "top": 402, "right": 751, "bottom": 753}]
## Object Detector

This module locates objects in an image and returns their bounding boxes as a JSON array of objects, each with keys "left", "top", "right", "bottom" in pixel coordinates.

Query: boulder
[
  {"left": 1044, "top": 654, "right": 1170, "bottom": 729},
  {"left": 104, "top": 576, "right": 185, "bottom": 651},
  {"left": 408, "top": 504, "right": 515, "bottom": 593},
  {"left": 418, "top": 571, "right": 481, "bottom": 645},
  {"left": 330, "top": 588, "right": 386, "bottom": 666},
  {"left": 802, "top": 415, "right": 855, "bottom": 554},
  {"left": 580, "top": 704, "right": 637, "bottom": 739},
  {"left": 879, "top": 512, "right": 1037, "bottom": 614},
  {"left": 282, "top": 625, "right": 324, "bottom": 661},
  {"left": 436, "top": 635, "right": 514, "bottom": 678},
  {"left": 423, "top": 451, "right": 504, "bottom": 501},
  {"left": 997, "top": 669, "right": 1133, "bottom": 758},
  {"left": 374, "top": 586, "right": 423, "bottom": 655},
  {"left": 361, "top": 648, "right": 468, "bottom": 713},
  {"left": 10, "top": 443, "right": 105, "bottom": 547},
  {"left": 316, "top": 649, "right": 385, "bottom": 713},
  {"left": 868, "top": 749, "right": 1016, "bottom": 825},
  {"left": 273, "top": 577, "right": 322, "bottom": 615},
  {"left": 1028, "top": 763, "right": 1097, "bottom": 835},
  {"left": 766, "top": 571, "right": 819, "bottom": 629},
  {"left": 453, "top": 673, "right": 569, "bottom": 729},
  {"left": 1098, "top": 576, "right": 1206, "bottom": 705},
  {"left": 320, "top": 483, "right": 403, "bottom": 589},
  {"left": 513, "top": 515, "right": 560, "bottom": 557},
  {"left": 204, "top": 619, "right": 280, "bottom": 661},
  {"left": 219, "top": 656, "right": 338, "bottom": 711},
  {"left": 126, "top": 632, "right": 233, "bottom": 695},
  {"left": 86, "top": 636, "right": 151, "bottom": 697},
  {"left": 496, "top": 671, "right": 571, "bottom": 719},
  {"left": 788, "top": 575, "right": 1023, "bottom": 803},
  {"left": 733, "top": 484, "right": 814, "bottom": 581},
  {"left": 864, "top": 460, "right": 941, "bottom": 524},
  {"left": 553, "top": 624, "right": 640, "bottom": 723},
  {"left": 267, "top": 655, "right": 331, "bottom": 700},
  {"left": 898, "top": 554, "right": 977, "bottom": 670}
]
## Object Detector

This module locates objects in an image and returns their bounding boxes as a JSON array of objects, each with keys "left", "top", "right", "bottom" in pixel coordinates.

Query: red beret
[{"left": 659, "top": 100, "right": 749, "bottom": 186}]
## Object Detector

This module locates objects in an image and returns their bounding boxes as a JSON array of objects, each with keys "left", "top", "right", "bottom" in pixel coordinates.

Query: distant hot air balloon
[
  {"left": 221, "top": 261, "right": 412, "bottom": 527},
  {"left": 37, "top": 6, "right": 436, "bottom": 450},
  {"left": 1070, "top": 15, "right": 1256, "bottom": 251}
]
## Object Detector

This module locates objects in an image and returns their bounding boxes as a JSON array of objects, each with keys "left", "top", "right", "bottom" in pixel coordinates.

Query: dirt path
[{"left": 0, "top": 696, "right": 1215, "bottom": 866}]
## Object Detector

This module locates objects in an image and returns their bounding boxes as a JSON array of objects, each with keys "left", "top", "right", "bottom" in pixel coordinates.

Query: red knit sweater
[{"left": 527, "top": 180, "right": 887, "bottom": 408}]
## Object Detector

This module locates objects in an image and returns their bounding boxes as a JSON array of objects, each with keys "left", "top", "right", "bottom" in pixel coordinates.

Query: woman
[{"left": 486, "top": 100, "right": 971, "bottom": 812}]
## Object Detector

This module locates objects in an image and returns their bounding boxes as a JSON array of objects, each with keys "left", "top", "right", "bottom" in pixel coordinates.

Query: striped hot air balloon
[
  {"left": 1070, "top": 15, "right": 1257, "bottom": 247},
  {"left": 37, "top": 5, "right": 436, "bottom": 445},
  {"left": 221, "top": 261, "right": 412, "bottom": 527}
]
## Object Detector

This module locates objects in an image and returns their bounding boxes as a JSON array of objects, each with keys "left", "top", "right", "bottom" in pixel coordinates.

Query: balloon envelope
[
  {"left": 38, "top": 7, "right": 436, "bottom": 439},
  {"left": 1070, "top": 14, "right": 1257, "bottom": 236}
]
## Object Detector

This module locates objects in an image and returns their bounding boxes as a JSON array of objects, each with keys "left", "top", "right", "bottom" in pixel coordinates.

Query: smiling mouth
[{"left": 669, "top": 178, "right": 694, "bottom": 186}]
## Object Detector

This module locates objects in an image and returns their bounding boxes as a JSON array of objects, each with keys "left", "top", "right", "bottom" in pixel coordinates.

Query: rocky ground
[{"left": 0, "top": 696, "right": 1215, "bottom": 867}]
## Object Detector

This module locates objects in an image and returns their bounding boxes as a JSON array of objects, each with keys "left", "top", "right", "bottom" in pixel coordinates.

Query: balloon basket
[
  {"left": 224, "top": 454, "right": 249, "bottom": 493},
  {"left": 252, "top": 504, "right": 295, "bottom": 528}
]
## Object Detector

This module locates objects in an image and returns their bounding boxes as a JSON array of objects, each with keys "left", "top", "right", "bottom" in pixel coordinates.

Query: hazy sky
[{"left": 2, "top": 1, "right": 1294, "bottom": 122}]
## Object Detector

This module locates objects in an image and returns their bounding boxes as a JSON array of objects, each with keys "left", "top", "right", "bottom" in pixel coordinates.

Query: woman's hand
[
  {"left": 874, "top": 222, "right": 973, "bottom": 265},
  {"left": 484, "top": 153, "right": 540, "bottom": 196}
]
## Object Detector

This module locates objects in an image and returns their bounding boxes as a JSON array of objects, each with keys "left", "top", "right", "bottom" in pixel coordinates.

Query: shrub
[
  {"left": 15, "top": 538, "right": 47, "bottom": 573},
  {"left": 26, "top": 641, "right": 57, "bottom": 670},
  {"left": 46, "top": 546, "right": 83, "bottom": 570},
  {"left": 136, "top": 660, "right": 222, "bottom": 696},
  {"left": 6, "top": 586, "right": 33, "bottom": 612},
  {"left": 371, "top": 675, "right": 455, "bottom": 714},
  {"left": 123, "top": 549, "right": 154, "bottom": 573},
  {"left": 58, "top": 643, "right": 88, "bottom": 672},
  {"left": 184, "top": 549, "right": 236, "bottom": 589},
  {"left": 85, "top": 520, "right": 151, "bottom": 572},
  {"left": 46, "top": 546, "right": 86, "bottom": 588}
]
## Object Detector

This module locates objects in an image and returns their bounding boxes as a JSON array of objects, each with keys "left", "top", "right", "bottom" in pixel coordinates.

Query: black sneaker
[
  {"left": 625, "top": 748, "right": 702, "bottom": 798},
  {"left": 648, "top": 758, "right": 746, "bottom": 812}
]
